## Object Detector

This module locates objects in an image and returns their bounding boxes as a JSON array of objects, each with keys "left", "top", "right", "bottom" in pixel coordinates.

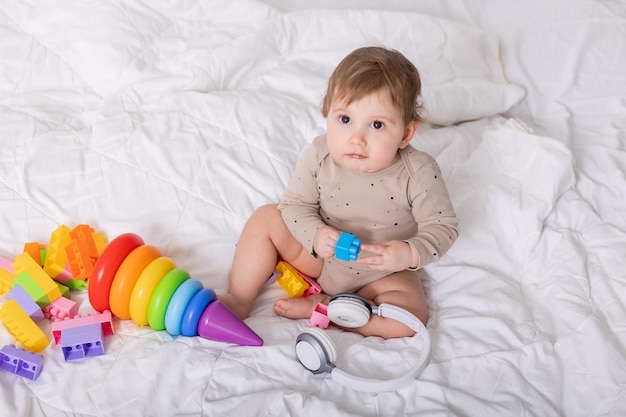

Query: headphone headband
[{"left": 295, "top": 293, "right": 431, "bottom": 393}]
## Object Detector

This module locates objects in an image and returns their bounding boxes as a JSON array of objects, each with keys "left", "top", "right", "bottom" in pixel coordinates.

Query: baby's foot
[
  {"left": 217, "top": 293, "right": 250, "bottom": 319},
  {"left": 274, "top": 294, "right": 328, "bottom": 319}
]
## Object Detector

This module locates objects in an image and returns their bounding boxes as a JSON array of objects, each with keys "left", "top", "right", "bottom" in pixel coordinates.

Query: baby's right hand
[{"left": 313, "top": 226, "right": 341, "bottom": 258}]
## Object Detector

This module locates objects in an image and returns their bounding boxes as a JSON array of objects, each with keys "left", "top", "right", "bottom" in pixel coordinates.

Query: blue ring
[
  {"left": 180, "top": 288, "right": 217, "bottom": 337},
  {"left": 164, "top": 279, "right": 203, "bottom": 336}
]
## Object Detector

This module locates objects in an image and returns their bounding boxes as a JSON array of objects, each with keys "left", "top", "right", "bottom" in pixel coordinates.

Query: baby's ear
[{"left": 399, "top": 121, "right": 419, "bottom": 148}]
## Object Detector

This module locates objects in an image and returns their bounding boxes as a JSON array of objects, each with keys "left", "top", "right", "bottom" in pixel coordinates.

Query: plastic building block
[
  {"left": 0, "top": 299, "right": 49, "bottom": 352},
  {"left": 12, "top": 252, "right": 62, "bottom": 304},
  {"left": 6, "top": 285, "right": 45, "bottom": 322},
  {"left": 301, "top": 273, "right": 322, "bottom": 297},
  {"left": 60, "top": 323, "right": 105, "bottom": 361},
  {"left": 92, "top": 232, "right": 108, "bottom": 256},
  {"left": 275, "top": 261, "right": 309, "bottom": 298},
  {"left": 64, "top": 279, "right": 88, "bottom": 292},
  {"left": 335, "top": 232, "right": 361, "bottom": 261},
  {"left": 51, "top": 310, "right": 114, "bottom": 345},
  {"left": 23, "top": 243, "right": 46, "bottom": 266},
  {"left": 43, "top": 297, "right": 78, "bottom": 321},
  {"left": 310, "top": 303, "right": 330, "bottom": 329},
  {"left": 12, "top": 271, "right": 49, "bottom": 307},
  {"left": 0, "top": 256, "right": 14, "bottom": 272},
  {"left": 0, "top": 345, "right": 44, "bottom": 380},
  {"left": 43, "top": 225, "right": 71, "bottom": 278},
  {"left": 70, "top": 224, "right": 100, "bottom": 260},
  {"left": 65, "top": 239, "right": 94, "bottom": 281},
  {"left": 0, "top": 267, "right": 13, "bottom": 297}
]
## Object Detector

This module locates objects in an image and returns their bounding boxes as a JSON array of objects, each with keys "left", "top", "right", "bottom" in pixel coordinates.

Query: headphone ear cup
[
  {"left": 306, "top": 327, "right": 337, "bottom": 362},
  {"left": 327, "top": 298, "right": 371, "bottom": 328}
]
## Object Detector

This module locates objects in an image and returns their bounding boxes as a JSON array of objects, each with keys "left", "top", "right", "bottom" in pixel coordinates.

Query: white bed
[{"left": 1, "top": 0, "right": 625, "bottom": 415}]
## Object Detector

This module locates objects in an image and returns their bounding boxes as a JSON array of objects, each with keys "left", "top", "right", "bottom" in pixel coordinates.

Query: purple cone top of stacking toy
[{"left": 197, "top": 301, "right": 263, "bottom": 346}]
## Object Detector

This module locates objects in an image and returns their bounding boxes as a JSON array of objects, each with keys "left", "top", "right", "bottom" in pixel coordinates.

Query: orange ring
[
  {"left": 129, "top": 256, "right": 176, "bottom": 326},
  {"left": 109, "top": 244, "right": 162, "bottom": 320},
  {"left": 89, "top": 233, "right": 144, "bottom": 312}
]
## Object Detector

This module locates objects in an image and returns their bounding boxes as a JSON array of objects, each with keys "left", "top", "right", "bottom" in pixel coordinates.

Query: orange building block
[
  {"left": 70, "top": 224, "right": 100, "bottom": 260},
  {"left": 65, "top": 239, "right": 94, "bottom": 281},
  {"left": 43, "top": 224, "right": 71, "bottom": 278},
  {"left": 24, "top": 242, "right": 46, "bottom": 266},
  {"left": 0, "top": 299, "right": 49, "bottom": 352}
]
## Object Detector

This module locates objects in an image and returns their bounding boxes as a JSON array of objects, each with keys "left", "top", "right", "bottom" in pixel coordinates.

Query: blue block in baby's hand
[{"left": 335, "top": 232, "right": 361, "bottom": 261}]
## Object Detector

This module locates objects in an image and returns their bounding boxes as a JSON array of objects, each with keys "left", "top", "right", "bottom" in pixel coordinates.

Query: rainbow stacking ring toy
[{"left": 88, "top": 233, "right": 263, "bottom": 346}]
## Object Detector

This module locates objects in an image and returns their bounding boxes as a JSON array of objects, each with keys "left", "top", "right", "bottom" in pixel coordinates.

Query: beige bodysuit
[{"left": 278, "top": 135, "right": 459, "bottom": 294}]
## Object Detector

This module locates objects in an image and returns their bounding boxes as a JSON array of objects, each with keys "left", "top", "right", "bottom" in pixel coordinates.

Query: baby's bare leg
[
  {"left": 352, "top": 270, "right": 428, "bottom": 339},
  {"left": 220, "top": 204, "right": 323, "bottom": 319}
]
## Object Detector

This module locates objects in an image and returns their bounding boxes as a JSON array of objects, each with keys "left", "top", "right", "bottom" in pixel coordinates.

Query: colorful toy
[
  {"left": 6, "top": 285, "right": 44, "bottom": 322},
  {"left": 335, "top": 232, "right": 361, "bottom": 261},
  {"left": 0, "top": 299, "right": 49, "bottom": 352},
  {"left": 51, "top": 310, "right": 114, "bottom": 345},
  {"left": 60, "top": 323, "right": 105, "bottom": 361},
  {"left": 43, "top": 296, "right": 78, "bottom": 321},
  {"left": 88, "top": 233, "right": 263, "bottom": 346},
  {"left": 43, "top": 225, "right": 71, "bottom": 278},
  {"left": 0, "top": 344, "right": 44, "bottom": 380},
  {"left": 275, "top": 261, "right": 309, "bottom": 298},
  {"left": 310, "top": 303, "right": 330, "bottom": 329},
  {"left": 12, "top": 253, "right": 62, "bottom": 305}
]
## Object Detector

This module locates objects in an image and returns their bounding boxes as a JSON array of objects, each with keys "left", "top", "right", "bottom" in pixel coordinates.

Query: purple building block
[
  {"left": 6, "top": 285, "right": 45, "bottom": 322},
  {"left": 0, "top": 344, "right": 44, "bottom": 380},
  {"left": 335, "top": 232, "right": 361, "bottom": 261},
  {"left": 60, "top": 323, "right": 105, "bottom": 361}
]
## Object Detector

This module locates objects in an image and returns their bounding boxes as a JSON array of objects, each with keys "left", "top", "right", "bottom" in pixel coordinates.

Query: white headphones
[{"left": 295, "top": 293, "right": 431, "bottom": 393}]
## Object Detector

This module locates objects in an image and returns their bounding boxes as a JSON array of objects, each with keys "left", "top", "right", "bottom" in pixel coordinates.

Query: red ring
[{"left": 88, "top": 233, "right": 144, "bottom": 312}]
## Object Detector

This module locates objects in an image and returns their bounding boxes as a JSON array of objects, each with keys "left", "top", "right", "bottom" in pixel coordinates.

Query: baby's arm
[{"left": 278, "top": 138, "right": 327, "bottom": 255}]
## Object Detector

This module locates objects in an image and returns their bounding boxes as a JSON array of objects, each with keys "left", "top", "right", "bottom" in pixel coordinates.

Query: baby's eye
[
  {"left": 339, "top": 115, "right": 351, "bottom": 124},
  {"left": 371, "top": 120, "right": 384, "bottom": 129}
]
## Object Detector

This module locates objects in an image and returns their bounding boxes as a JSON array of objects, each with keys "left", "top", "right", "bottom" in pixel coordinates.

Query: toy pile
[{"left": 0, "top": 225, "right": 263, "bottom": 382}]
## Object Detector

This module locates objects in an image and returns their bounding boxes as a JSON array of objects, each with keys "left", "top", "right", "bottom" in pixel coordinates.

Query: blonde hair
[{"left": 321, "top": 46, "right": 424, "bottom": 124}]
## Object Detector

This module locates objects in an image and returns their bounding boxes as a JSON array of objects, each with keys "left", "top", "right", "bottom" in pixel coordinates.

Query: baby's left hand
[{"left": 357, "top": 240, "right": 413, "bottom": 272}]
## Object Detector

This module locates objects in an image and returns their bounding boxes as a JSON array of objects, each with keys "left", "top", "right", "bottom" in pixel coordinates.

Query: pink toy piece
[
  {"left": 60, "top": 323, "right": 105, "bottom": 361},
  {"left": 197, "top": 301, "right": 263, "bottom": 346},
  {"left": 51, "top": 310, "right": 114, "bottom": 345},
  {"left": 0, "top": 256, "right": 14, "bottom": 272},
  {"left": 6, "top": 285, "right": 45, "bottom": 322},
  {"left": 43, "top": 297, "right": 78, "bottom": 321},
  {"left": 301, "top": 273, "right": 322, "bottom": 297},
  {"left": 0, "top": 344, "right": 44, "bottom": 381},
  {"left": 310, "top": 303, "right": 330, "bottom": 329}
]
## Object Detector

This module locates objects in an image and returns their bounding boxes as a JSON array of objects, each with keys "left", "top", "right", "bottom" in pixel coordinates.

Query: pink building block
[
  {"left": 43, "top": 297, "right": 78, "bottom": 321},
  {"left": 310, "top": 303, "right": 330, "bottom": 329},
  {"left": 51, "top": 310, "right": 114, "bottom": 345}
]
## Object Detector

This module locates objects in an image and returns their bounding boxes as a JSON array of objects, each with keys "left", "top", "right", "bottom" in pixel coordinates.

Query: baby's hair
[{"left": 321, "top": 46, "right": 425, "bottom": 124}]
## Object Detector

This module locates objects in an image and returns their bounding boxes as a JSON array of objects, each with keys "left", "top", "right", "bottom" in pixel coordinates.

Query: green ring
[{"left": 147, "top": 268, "right": 190, "bottom": 330}]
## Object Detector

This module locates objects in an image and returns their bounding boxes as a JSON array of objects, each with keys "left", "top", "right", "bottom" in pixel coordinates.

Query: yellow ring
[
  {"left": 109, "top": 244, "right": 162, "bottom": 320},
  {"left": 129, "top": 256, "right": 176, "bottom": 326}
]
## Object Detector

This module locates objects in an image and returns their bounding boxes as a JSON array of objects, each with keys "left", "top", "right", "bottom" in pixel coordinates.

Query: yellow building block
[
  {"left": 275, "top": 261, "right": 309, "bottom": 298},
  {"left": 0, "top": 298, "right": 49, "bottom": 352},
  {"left": 43, "top": 224, "right": 71, "bottom": 278},
  {"left": 0, "top": 267, "right": 14, "bottom": 297},
  {"left": 12, "top": 252, "right": 62, "bottom": 303},
  {"left": 93, "top": 232, "right": 107, "bottom": 256}
]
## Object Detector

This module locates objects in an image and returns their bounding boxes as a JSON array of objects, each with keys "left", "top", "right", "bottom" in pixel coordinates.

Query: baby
[{"left": 220, "top": 46, "right": 459, "bottom": 338}]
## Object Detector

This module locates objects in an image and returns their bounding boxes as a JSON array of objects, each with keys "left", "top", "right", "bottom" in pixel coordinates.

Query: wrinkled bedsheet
[{"left": 0, "top": 0, "right": 625, "bottom": 416}]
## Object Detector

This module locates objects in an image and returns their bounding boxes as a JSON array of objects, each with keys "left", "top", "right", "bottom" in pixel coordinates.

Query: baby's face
[{"left": 326, "top": 89, "right": 415, "bottom": 173}]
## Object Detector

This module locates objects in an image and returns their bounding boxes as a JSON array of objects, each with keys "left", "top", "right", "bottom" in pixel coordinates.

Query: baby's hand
[
  {"left": 357, "top": 240, "right": 413, "bottom": 272},
  {"left": 313, "top": 226, "right": 341, "bottom": 259}
]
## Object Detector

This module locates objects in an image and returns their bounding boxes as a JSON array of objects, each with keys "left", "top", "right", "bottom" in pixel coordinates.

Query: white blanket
[{"left": 1, "top": 0, "right": 625, "bottom": 416}]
